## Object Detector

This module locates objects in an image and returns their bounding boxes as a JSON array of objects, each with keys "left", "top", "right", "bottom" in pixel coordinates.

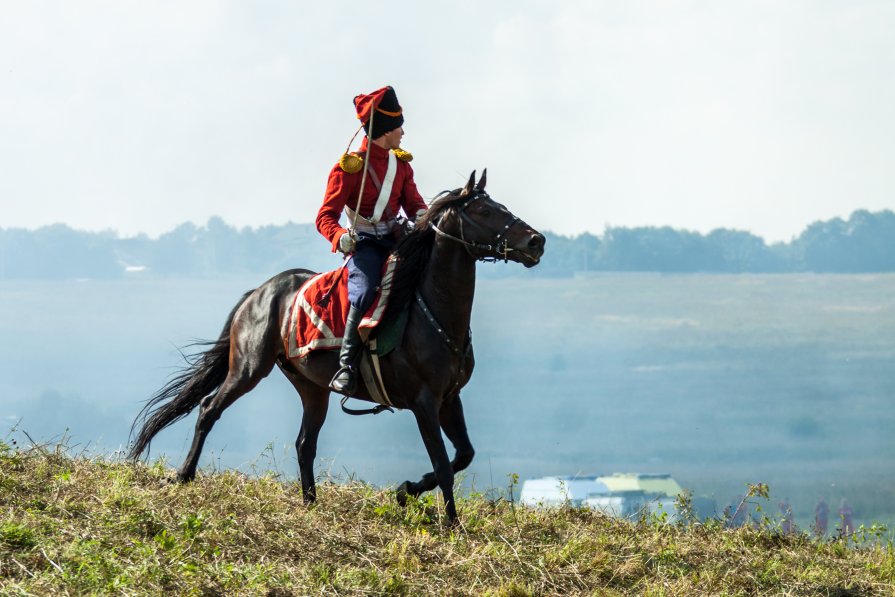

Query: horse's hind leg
[
  {"left": 397, "top": 393, "right": 474, "bottom": 506},
  {"left": 280, "top": 370, "right": 329, "bottom": 504},
  {"left": 177, "top": 347, "right": 276, "bottom": 482}
]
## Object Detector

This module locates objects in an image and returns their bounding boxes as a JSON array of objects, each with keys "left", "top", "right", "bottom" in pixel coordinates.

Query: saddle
[{"left": 282, "top": 255, "right": 406, "bottom": 408}]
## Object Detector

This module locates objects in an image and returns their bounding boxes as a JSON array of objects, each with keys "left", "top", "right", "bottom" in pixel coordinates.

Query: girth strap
[{"left": 339, "top": 349, "right": 395, "bottom": 416}]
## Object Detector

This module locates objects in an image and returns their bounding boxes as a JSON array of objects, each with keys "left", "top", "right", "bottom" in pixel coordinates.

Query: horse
[{"left": 128, "top": 170, "right": 545, "bottom": 523}]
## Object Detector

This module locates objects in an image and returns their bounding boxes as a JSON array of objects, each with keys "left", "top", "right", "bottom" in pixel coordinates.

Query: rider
[{"left": 316, "top": 85, "right": 428, "bottom": 395}]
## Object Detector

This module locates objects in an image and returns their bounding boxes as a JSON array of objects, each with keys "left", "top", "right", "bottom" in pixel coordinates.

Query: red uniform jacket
[{"left": 316, "top": 139, "right": 427, "bottom": 252}]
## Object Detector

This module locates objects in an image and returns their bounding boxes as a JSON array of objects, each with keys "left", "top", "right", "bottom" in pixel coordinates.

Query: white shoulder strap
[{"left": 370, "top": 150, "right": 397, "bottom": 224}]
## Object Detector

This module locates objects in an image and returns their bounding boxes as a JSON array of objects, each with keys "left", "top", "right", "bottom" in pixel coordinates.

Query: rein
[{"left": 430, "top": 191, "right": 522, "bottom": 262}]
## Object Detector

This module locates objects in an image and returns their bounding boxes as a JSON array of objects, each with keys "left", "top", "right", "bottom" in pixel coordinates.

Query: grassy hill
[{"left": 1, "top": 442, "right": 893, "bottom": 595}]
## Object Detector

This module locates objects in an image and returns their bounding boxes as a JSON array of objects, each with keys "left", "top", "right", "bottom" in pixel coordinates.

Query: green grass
[{"left": 1, "top": 442, "right": 893, "bottom": 595}]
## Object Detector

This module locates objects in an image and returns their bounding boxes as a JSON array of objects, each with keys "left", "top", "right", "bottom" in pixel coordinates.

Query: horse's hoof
[
  {"left": 174, "top": 471, "right": 194, "bottom": 484},
  {"left": 446, "top": 508, "right": 461, "bottom": 527},
  {"left": 396, "top": 481, "right": 411, "bottom": 507}
]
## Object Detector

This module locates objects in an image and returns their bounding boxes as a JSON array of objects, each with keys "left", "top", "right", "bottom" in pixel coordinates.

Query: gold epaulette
[
  {"left": 339, "top": 152, "right": 364, "bottom": 173},
  {"left": 339, "top": 148, "right": 413, "bottom": 173}
]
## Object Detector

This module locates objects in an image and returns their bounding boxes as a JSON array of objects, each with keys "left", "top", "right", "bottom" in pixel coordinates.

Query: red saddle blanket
[{"left": 283, "top": 255, "right": 398, "bottom": 359}]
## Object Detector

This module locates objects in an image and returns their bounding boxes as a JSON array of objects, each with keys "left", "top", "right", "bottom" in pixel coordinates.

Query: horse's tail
[{"left": 128, "top": 289, "right": 254, "bottom": 460}]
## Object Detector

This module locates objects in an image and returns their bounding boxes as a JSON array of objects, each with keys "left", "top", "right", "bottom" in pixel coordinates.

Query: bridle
[
  {"left": 429, "top": 190, "right": 523, "bottom": 262},
  {"left": 406, "top": 189, "right": 527, "bottom": 399}
]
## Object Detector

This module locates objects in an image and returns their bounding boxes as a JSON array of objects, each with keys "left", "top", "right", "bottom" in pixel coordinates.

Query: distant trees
[
  {"left": 0, "top": 219, "right": 338, "bottom": 281},
  {"left": 789, "top": 210, "right": 895, "bottom": 273},
  {"left": 2, "top": 210, "right": 894, "bottom": 279},
  {"left": 534, "top": 210, "right": 893, "bottom": 276},
  {"left": 0, "top": 225, "right": 120, "bottom": 279},
  {"left": 598, "top": 226, "right": 719, "bottom": 272}
]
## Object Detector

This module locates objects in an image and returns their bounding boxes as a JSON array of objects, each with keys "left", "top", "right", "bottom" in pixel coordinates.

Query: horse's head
[{"left": 427, "top": 170, "right": 545, "bottom": 267}]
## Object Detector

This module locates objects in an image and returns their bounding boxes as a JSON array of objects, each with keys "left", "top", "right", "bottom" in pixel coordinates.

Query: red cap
[
  {"left": 353, "top": 87, "right": 391, "bottom": 123},
  {"left": 352, "top": 86, "right": 404, "bottom": 139}
]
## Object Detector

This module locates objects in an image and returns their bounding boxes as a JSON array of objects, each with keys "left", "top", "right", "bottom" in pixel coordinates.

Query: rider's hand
[
  {"left": 405, "top": 208, "right": 427, "bottom": 234},
  {"left": 338, "top": 232, "right": 356, "bottom": 254}
]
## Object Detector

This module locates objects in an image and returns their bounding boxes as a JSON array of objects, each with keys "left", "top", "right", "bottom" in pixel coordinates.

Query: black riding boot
[{"left": 329, "top": 305, "right": 364, "bottom": 396}]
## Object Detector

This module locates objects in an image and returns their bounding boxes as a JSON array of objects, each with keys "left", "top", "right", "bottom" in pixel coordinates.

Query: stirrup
[
  {"left": 340, "top": 395, "right": 394, "bottom": 416},
  {"left": 329, "top": 365, "right": 357, "bottom": 396}
]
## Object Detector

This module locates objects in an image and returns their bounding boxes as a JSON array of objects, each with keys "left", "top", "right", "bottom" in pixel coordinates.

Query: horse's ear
[
  {"left": 475, "top": 168, "right": 487, "bottom": 191},
  {"left": 463, "top": 171, "right": 476, "bottom": 196}
]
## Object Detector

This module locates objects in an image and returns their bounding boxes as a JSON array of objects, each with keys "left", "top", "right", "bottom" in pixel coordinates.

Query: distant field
[
  {"left": 469, "top": 273, "right": 895, "bottom": 530},
  {"left": 1, "top": 273, "right": 893, "bottom": 531}
]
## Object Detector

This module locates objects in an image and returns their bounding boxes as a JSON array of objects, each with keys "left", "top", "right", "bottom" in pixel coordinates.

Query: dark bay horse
[{"left": 129, "top": 171, "right": 545, "bottom": 522}]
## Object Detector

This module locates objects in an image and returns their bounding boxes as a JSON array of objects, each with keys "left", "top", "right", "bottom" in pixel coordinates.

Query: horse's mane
[{"left": 382, "top": 188, "right": 468, "bottom": 322}]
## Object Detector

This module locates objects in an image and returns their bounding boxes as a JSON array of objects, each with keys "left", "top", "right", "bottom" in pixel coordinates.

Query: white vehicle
[
  {"left": 518, "top": 475, "right": 610, "bottom": 508},
  {"left": 520, "top": 472, "right": 716, "bottom": 521}
]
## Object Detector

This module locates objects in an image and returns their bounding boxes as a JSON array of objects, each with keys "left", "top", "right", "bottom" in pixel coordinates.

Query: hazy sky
[{"left": 2, "top": 1, "right": 893, "bottom": 242}]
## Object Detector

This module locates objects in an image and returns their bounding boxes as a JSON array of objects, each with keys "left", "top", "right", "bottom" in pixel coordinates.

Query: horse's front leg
[
  {"left": 398, "top": 393, "right": 474, "bottom": 507},
  {"left": 408, "top": 391, "right": 458, "bottom": 522}
]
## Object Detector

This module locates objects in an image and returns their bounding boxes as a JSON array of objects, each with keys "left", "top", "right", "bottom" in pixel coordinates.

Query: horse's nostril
[{"left": 529, "top": 234, "right": 545, "bottom": 250}]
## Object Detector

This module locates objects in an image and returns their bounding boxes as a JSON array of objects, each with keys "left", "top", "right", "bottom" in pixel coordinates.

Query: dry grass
[{"left": 1, "top": 441, "right": 893, "bottom": 596}]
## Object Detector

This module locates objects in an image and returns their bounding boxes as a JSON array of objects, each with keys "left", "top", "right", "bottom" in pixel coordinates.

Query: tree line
[{"left": 1, "top": 210, "right": 893, "bottom": 280}]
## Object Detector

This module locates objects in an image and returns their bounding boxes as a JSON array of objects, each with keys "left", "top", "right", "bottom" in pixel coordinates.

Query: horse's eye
[{"left": 480, "top": 208, "right": 491, "bottom": 217}]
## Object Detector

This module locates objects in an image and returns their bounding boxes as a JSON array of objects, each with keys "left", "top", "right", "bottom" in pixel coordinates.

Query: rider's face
[{"left": 378, "top": 126, "right": 404, "bottom": 150}]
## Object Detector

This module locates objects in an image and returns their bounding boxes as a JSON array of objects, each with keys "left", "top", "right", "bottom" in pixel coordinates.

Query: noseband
[{"left": 430, "top": 191, "right": 523, "bottom": 262}]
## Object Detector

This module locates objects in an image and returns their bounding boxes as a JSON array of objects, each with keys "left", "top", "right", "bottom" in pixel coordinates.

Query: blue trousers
[{"left": 346, "top": 233, "right": 395, "bottom": 312}]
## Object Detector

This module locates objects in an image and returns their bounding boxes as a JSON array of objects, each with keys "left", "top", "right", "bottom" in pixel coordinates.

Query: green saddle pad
[{"left": 369, "top": 307, "right": 409, "bottom": 356}]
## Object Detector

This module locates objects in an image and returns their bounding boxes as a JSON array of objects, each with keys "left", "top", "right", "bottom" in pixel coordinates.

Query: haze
[{"left": 2, "top": 1, "right": 894, "bottom": 243}]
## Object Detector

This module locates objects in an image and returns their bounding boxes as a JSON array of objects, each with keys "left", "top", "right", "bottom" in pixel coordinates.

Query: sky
[{"left": 1, "top": 1, "right": 894, "bottom": 243}]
